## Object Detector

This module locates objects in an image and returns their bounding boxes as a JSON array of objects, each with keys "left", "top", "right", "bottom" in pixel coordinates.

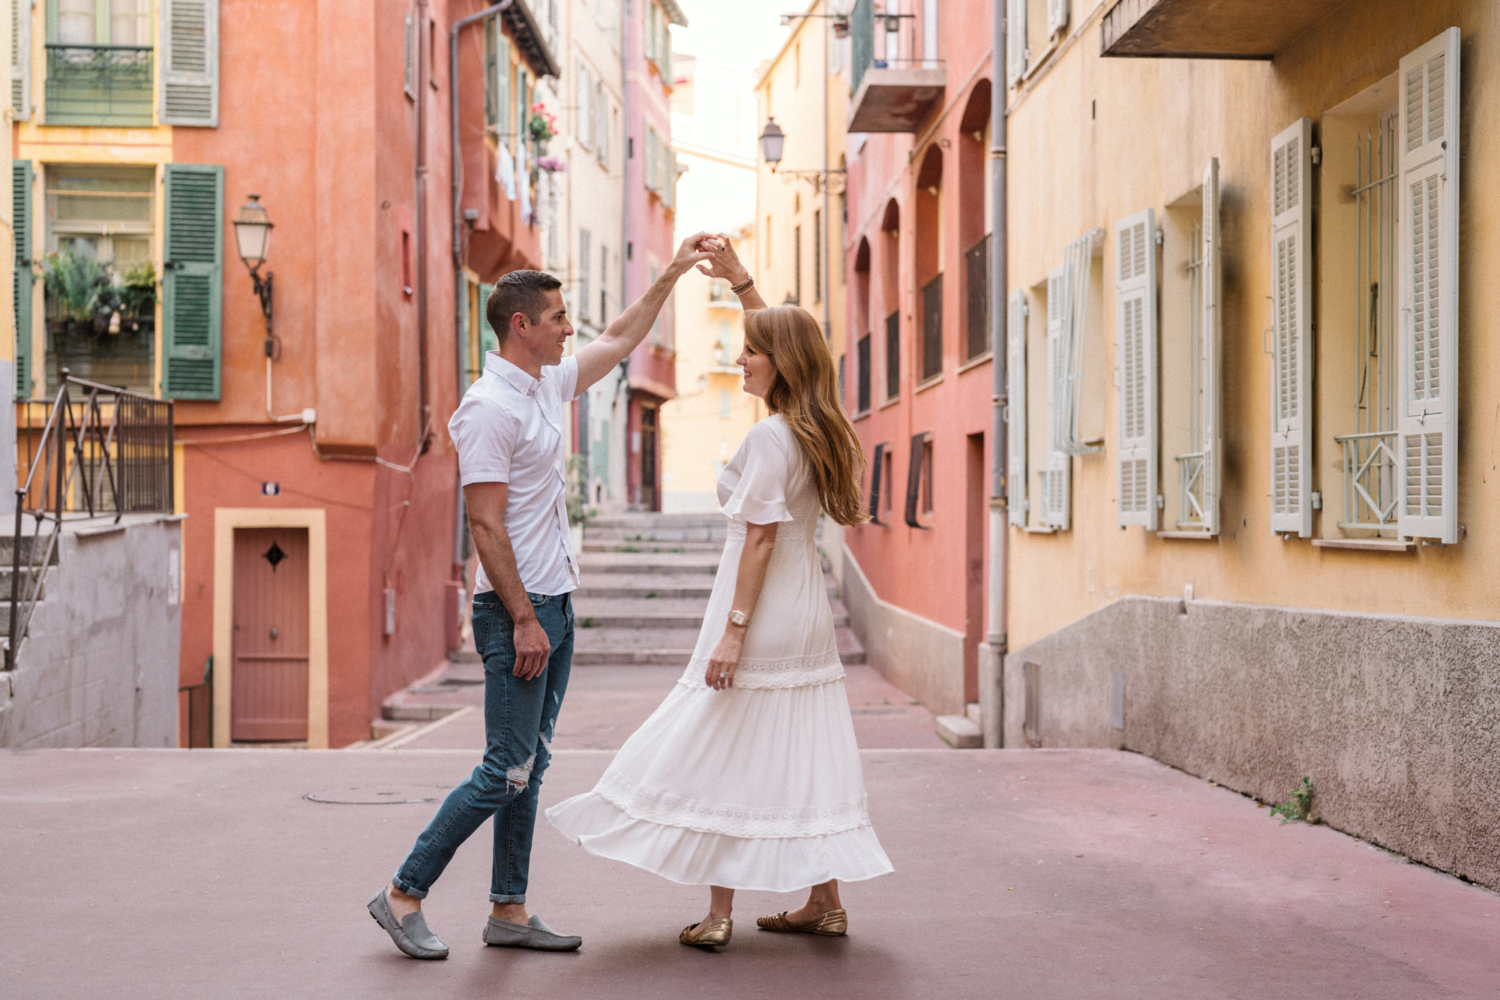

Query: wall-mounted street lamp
[
  {"left": 233, "top": 193, "right": 275, "bottom": 357},
  {"left": 758, "top": 117, "right": 845, "bottom": 194}
]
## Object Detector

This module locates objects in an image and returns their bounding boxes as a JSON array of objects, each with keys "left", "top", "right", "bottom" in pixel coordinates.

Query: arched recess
[
  {"left": 914, "top": 145, "right": 944, "bottom": 382},
  {"left": 958, "top": 81, "right": 992, "bottom": 361},
  {"left": 880, "top": 199, "right": 901, "bottom": 403},
  {"left": 853, "top": 236, "right": 872, "bottom": 413}
]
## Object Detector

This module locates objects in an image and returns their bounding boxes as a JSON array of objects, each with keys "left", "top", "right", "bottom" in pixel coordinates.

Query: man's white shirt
[{"left": 450, "top": 352, "right": 580, "bottom": 596}]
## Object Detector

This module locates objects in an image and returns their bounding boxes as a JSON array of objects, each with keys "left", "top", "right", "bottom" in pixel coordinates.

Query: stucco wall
[
  {"left": 0, "top": 514, "right": 182, "bottom": 749},
  {"left": 842, "top": 543, "right": 964, "bottom": 714},
  {"left": 1004, "top": 596, "right": 1500, "bottom": 890}
]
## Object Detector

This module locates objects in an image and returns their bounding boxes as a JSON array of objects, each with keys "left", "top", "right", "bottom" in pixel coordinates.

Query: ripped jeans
[{"left": 393, "top": 590, "right": 573, "bottom": 905}]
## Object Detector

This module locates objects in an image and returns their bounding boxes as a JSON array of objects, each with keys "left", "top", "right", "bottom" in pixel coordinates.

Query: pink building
[
  {"left": 840, "top": 1, "right": 995, "bottom": 718},
  {"left": 621, "top": 0, "right": 685, "bottom": 509}
]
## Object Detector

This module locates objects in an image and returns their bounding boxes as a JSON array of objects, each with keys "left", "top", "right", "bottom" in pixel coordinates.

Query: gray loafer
[
  {"left": 483, "top": 914, "right": 582, "bottom": 951},
  {"left": 368, "top": 888, "right": 449, "bottom": 960}
]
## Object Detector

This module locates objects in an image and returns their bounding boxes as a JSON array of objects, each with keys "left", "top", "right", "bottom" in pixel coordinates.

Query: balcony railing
[
  {"left": 7, "top": 373, "right": 174, "bottom": 669},
  {"left": 45, "top": 44, "right": 154, "bottom": 127},
  {"left": 1336, "top": 431, "right": 1398, "bottom": 531},
  {"left": 847, "top": 0, "right": 944, "bottom": 133}
]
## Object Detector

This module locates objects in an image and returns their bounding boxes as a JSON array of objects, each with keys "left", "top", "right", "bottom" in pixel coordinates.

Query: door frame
[{"left": 212, "top": 508, "right": 329, "bottom": 748}]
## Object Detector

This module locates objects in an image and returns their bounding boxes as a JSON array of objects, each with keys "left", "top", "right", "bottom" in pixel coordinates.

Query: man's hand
[
  {"left": 666, "top": 231, "right": 720, "bottom": 279},
  {"left": 512, "top": 615, "right": 551, "bottom": 680}
]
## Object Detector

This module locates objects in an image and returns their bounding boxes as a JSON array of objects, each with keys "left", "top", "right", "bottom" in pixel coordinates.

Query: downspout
[
  {"left": 821, "top": 6, "right": 832, "bottom": 343},
  {"left": 980, "top": 0, "right": 1009, "bottom": 748},
  {"left": 449, "top": 2, "right": 517, "bottom": 581},
  {"left": 415, "top": 0, "right": 432, "bottom": 450},
  {"left": 619, "top": 0, "right": 632, "bottom": 506}
]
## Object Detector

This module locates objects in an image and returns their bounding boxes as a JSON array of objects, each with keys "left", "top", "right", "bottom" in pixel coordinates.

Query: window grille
[
  {"left": 1337, "top": 110, "right": 1399, "bottom": 533},
  {"left": 965, "top": 235, "right": 989, "bottom": 360},
  {"left": 921, "top": 274, "right": 942, "bottom": 381},
  {"left": 884, "top": 310, "right": 900, "bottom": 399},
  {"left": 857, "top": 333, "right": 871, "bottom": 413}
]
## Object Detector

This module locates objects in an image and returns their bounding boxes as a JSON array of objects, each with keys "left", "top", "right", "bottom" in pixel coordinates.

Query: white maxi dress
[{"left": 546, "top": 415, "right": 893, "bottom": 891}]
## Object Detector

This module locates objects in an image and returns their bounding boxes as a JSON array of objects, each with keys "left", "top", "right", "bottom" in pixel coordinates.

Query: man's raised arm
[{"left": 574, "top": 232, "right": 717, "bottom": 394}]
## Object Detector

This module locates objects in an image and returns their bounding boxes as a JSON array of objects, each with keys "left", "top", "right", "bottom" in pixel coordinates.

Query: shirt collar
[{"left": 485, "top": 352, "right": 548, "bottom": 398}]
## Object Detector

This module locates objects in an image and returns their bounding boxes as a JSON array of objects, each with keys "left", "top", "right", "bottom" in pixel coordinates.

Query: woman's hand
[
  {"left": 705, "top": 626, "right": 745, "bottom": 691},
  {"left": 695, "top": 232, "right": 749, "bottom": 287}
]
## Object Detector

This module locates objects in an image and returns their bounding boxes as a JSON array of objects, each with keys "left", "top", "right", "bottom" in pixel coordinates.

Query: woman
[{"left": 546, "top": 235, "right": 892, "bottom": 949}]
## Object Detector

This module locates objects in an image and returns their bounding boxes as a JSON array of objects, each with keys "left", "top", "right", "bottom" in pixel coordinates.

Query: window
[
  {"left": 921, "top": 275, "right": 942, "bottom": 381},
  {"left": 813, "top": 209, "right": 822, "bottom": 304},
  {"left": 1007, "top": 290, "right": 1028, "bottom": 526},
  {"left": 885, "top": 310, "right": 899, "bottom": 400},
  {"left": 965, "top": 236, "right": 989, "bottom": 360},
  {"left": 599, "top": 244, "right": 609, "bottom": 323},
  {"left": 579, "top": 228, "right": 592, "bottom": 323},
  {"left": 793, "top": 225, "right": 802, "bottom": 304},
  {"left": 486, "top": 19, "right": 512, "bottom": 138},
  {"left": 43, "top": 164, "right": 157, "bottom": 394},
  {"left": 406, "top": 10, "right": 417, "bottom": 100},
  {"left": 904, "top": 432, "right": 932, "bottom": 528},
  {"left": 596, "top": 82, "right": 609, "bottom": 166},
  {"left": 857, "top": 333, "right": 871, "bottom": 413},
  {"left": 868, "top": 442, "right": 887, "bottom": 523},
  {"left": 50, "top": 0, "right": 156, "bottom": 126},
  {"left": 578, "top": 62, "right": 593, "bottom": 149},
  {"left": 1114, "top": 210, "right": 1158, "bottom": 529},
  {"left": 1038, "top": 230, "right": 1103, "bottom": 531},
  {"left": 401, "top": 230, "right": 413, "bottom": 295}
]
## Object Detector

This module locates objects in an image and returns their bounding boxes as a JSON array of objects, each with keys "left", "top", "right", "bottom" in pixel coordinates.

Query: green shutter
[
  {"left": 484, "top": 18, "right": 496, "bottom": 129},
  {"left": 12, "top": 160, "right": 32, "bottom": 398},
  {"left": 478, "top": 283, "right": 498, "bottom": 359},
  {"left": 162, "top": 164, "right": 223, "bottom": 400}
]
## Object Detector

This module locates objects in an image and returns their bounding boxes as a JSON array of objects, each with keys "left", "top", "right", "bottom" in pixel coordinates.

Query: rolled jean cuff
[
  {"left": 391, "top": 875, "right": 428, "bottom": 900},
  {"left": 490, "top": 892, "right": 526, "bottom": 905}
]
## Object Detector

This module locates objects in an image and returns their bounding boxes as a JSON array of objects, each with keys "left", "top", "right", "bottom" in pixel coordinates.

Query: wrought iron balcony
[
  {"left": 847, "top": 0, "right": 943, "bottom": 133},
  {"left": 45, "top": 44, "right": 154, "bottom": 127}
]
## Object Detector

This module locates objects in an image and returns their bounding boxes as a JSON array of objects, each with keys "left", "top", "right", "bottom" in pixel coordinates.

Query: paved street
[{"left": 5, "top": 746, "right": 1498, "bottom": 999}]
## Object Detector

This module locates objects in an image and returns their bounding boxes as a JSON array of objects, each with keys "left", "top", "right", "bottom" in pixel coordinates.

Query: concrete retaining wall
[
  {"left": 1004, "top": 595, "right": 1500, "bottom": 889},
  {"left": 0, "top": 514, "right": 183, "bottom": 748},
  {"left": 842, "top": 543, "right": 964, "bottom": 714}
]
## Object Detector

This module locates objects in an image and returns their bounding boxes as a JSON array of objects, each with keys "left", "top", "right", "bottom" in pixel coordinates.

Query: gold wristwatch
[{"left": 728, "top": 609, "right": 751, "bottom": 628}]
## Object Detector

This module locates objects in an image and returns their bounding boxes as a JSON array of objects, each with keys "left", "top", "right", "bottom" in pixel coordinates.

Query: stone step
[
  {"left": 572, "top": 622, "right": 866, "bottom": 667},
  {"left": 584, "top": 526, "right": 729, "bottom": 544},
  {"left": 573, "top": 602, "right": 852, "bottom": 630},
  {"left": 574, "top": 574, "right": 717, "bottom": 599},
  {"left": 586, "top": 513, "right": 726, "bottom": 530},
  {"left": 577, "top": 552, "right": 721, "bottom": 575},
  {"left": 581, "top": 540, "right": 724, "bottom": 554},
  {"left": 0, "top": 536, "right": 60, "bottom": 567}
]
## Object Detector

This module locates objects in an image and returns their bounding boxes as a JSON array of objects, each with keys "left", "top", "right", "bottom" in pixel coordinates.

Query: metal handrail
[{"left": 6, "top": 372, "right": 173, "bottom": 670}]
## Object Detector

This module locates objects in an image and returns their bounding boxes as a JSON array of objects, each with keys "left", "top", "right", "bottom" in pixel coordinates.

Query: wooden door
[
  {"left": 231, "top": 528, "right": 310, "bottom": 742},
  {"left": 639, "top": 403, "right": 658, "bottom": 510}
]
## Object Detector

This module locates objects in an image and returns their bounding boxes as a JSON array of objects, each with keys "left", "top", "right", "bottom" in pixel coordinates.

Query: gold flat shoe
[
  {"left": 756, "top": 908, "right": 848, "bottom": 936},
  {"left": 679, "top": 917, "right": 732, "bottom": 950}
]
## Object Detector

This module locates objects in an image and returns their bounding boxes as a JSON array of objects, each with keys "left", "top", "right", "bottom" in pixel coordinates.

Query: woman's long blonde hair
[{"left": 744, "top": 306, "right": 869, "bottom": 527}]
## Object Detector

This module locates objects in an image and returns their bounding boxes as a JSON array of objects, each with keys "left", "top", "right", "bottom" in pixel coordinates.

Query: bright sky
[{"left": 671, "top": 0, "right": 795, "bottom": 77}]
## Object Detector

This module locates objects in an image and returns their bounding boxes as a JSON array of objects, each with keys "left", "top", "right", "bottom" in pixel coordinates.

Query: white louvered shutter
[
  {"left": 578, "top": 63, "right": 592, "bottom": 148},
  {"left": 1007, "top": 289, "right": 1028, "bottom": 527},
  {"left": 1397, "top": 28, "right": 1460, "bottom": 544},
  {"left": 1006, "top": 0, "right": 1027, "bottom": 87},
  {"left": 1043, "top": 266, "right": 1071, "bottom": 530},
  {"left": 1047, "top": 0, "right": 1069, "bottom": 37},
  {"left": 159, "top": 0, "right": 219, "bottom": 127},
  {"left": 596, "top": 81, "right": 608, "bottom": 165},
  {"left": 1201, "top": 158, "right": 1222, "bottom": 536},
  {"left": 1269, "top": 119, "right": 1313, "bottom": 536},
  {"left": 1115, "top": 209, "right": 1157, "bottom": 529},
  {"left": 11, "top": 0, "right": 30, "bottom": 121}
]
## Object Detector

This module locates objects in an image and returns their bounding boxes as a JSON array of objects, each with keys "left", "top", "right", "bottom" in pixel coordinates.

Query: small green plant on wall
[{"left": 1269, "top": 776, "right": 1315, "bottom": 825}]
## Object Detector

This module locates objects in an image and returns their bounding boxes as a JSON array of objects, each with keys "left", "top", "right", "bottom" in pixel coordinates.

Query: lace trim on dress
[
  {"left": 681, "top": 649, "right": 845, "bottom": 690},
  {"left": 594, "top": 767, "right": 873, "bottom": 839}
]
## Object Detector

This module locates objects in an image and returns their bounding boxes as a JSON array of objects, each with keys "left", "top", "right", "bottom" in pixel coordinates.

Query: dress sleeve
[{"left": 719, "top": 424, "right": 796, "bottom": 526}]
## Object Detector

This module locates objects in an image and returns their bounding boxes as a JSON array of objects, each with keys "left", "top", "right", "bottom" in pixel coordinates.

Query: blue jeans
[{"left": 392, "top": 591, "right": 574, "bottom": 904}]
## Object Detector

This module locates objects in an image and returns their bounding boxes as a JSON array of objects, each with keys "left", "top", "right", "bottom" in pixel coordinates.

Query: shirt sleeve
[
  {"left": 450, "top": 394, "right": 518, "bottom": 486},
  {"left": 553, "top": 354, "right": 581, "bottom": 402},
  {"left": 719, "top": 423, "right": 796, "bottom": 526}
]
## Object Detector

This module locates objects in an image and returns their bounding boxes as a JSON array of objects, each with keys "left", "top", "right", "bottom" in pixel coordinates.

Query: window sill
[
  {"left": 956, "top": 351, "right": 993, "bottom": 375},
  {"left": 1020, "top": 525, "right": 1058, "bottom": 534},
  {"left": 853, "top": 408, "right": 872, "bottom": 422},
  {"left": 879, "top": 396, "right": 901, "bottom": 410},
  {"left": 1312, "top": 538, "right": 1415, "bottom": 553},
  {"left": 1156, "top": 530, "right": 1217, "bottom": 540},
  {"left": 914, "top": 373, "right": 943, "bottom": 395}
]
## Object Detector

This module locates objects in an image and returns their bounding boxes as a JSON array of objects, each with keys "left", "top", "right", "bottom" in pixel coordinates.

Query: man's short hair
[{"left": 486, "top": 270, "right": 563, "bottom": 346}]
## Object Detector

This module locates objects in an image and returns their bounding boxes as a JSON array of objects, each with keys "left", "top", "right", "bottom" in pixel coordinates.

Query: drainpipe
[
  {"left": 449, "top": 1, "right": 517, "bottom": 590},
  {"left": 979, "top": 0, "right": 1009, "bottom": 748},
  {"left": 415, "top": 0, "right": 433, "bottom": 451},
  {"left": 821, "top": 5, "right": 832, "bottom": 344},
  {"left": 619, "top": 0, "right": 632, "bottom": 508}
]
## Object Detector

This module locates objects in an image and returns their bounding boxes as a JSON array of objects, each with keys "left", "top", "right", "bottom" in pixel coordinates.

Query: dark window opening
[
  {"left": 857, "top": 334, "right": 871, "bottom": 413},
  {"left": 921, "top": 274, "right": 942, "bottom": 381},
  {"left": 904, "top": 431, "right": 932, "bottom": 528},
  {"left": 869, "top": 442, "right": 885, "bottom": 523},
  {"left": 885, "top": 311, "right": 900, "bottom": 400},
  {"left": 965, "top": 235, "right": 989, "bottom": 360}
]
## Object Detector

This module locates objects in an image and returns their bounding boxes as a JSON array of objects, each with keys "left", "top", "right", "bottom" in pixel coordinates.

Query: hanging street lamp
[{"left": 233, "top": 193, "right": 276, "bottom": 355}]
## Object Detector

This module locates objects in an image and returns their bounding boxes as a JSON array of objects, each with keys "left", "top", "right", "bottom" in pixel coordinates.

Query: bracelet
[{"left": 729, "top": 276, "right": 755, "bottom": 296}]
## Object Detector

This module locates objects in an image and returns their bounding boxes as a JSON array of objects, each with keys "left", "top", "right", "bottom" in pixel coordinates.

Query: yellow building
[
  {"left": 998, "top": 0, "right": 1500, "bottom": 888},
  {"left": 750, "top": 0, "right": 850, "bottom": 560}
]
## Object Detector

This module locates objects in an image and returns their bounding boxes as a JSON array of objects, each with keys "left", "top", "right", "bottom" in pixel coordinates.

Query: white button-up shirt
[{"left": 450, "top": 352, "right": 580, "bottom": 596}]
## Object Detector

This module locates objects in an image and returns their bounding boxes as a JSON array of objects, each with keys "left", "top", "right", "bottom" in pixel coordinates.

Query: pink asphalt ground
[{"left": 4, "top": 746, "right": 1498, "bottom": 999}]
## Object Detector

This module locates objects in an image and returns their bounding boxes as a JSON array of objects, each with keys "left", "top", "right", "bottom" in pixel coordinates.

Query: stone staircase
[{"left": 572, "top": 512, "right": 865, "bottom": 668}]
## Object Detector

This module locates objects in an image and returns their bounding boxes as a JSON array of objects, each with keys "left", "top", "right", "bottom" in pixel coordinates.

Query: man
[{"left": 369, "top": 233, "right": 717, "bottom": 959}]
